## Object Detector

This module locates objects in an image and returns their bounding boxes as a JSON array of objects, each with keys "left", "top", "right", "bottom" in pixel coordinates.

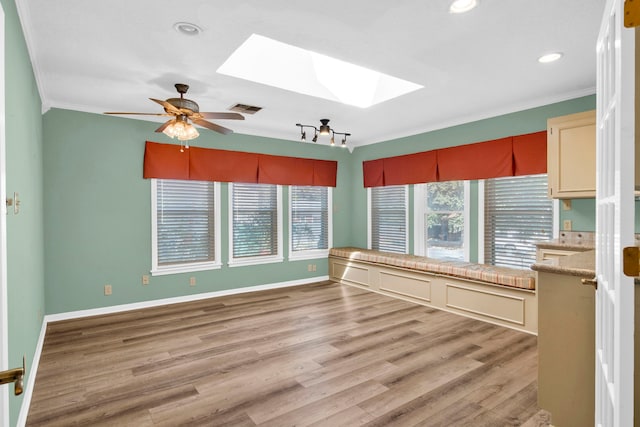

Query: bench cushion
[{"left": 329, "top": 247, "right": 535, "bottom": 291}]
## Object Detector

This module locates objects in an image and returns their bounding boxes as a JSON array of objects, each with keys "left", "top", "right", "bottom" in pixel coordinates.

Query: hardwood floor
[{"left": 26, "top": 281, "right": 550, "bottom": 426}]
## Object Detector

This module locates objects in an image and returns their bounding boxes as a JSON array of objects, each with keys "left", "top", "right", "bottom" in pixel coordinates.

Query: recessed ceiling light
[
  {"left": 538, "top": 52, "right": 563, "bottom": 63},
  {"left": 173, "top": 22, "right": 202, "bottom": 36},
  {"left": 449, "top": 0, "right": 478, "bottom": 14},
  {"left": 217, "top": 34, "right": 423, "bottom": 108}
]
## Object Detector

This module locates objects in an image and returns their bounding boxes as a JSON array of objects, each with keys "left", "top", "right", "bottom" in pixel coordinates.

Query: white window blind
[
  {"left": 370, "top": 186, "right": 407, "bottom": 253},
  {"left": 484, "top": 174, "right": 553, "bottom": 268},
  {"left": 290, "top": 186, "right": 330, "bottom": 254},
  {"left": 231, "top": 183, "right": 280, "bottom": 260},
  {"left": 155, "top": 179, "right": 216, "bottom": 267}
]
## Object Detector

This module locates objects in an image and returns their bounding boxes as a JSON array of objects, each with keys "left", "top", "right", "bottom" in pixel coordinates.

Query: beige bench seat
[
  {"left": 329, "top": 247, "right": 538, "bottom": 334},
  {"left": 329, "top": 247, "right": 536, "bottom": 290}
]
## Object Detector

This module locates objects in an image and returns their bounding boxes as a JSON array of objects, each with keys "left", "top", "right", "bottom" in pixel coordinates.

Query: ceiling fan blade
[
  {"left": 192, "top": 118, "right": 233, "bottom": 135},
  {"left": 104, "top": 112, "right": 171, "bottom": 116},
  {"left": 154, "top": 120, "right": 173, "bottom": 133},
  {"left": 149, "top": 98, "right": 181, "bottom": 115},
  {"left": 197, "top": 112, "right": 245, "bottom": 120}
]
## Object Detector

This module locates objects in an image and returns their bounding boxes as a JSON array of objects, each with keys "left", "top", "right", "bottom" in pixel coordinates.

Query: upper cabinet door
[{"left": 547, "top": 110, "right": 597, "bottom": 199}]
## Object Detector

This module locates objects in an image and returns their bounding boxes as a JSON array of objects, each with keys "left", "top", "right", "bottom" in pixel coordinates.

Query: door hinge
[
  {"left": 623, "top": 246, "right": 640, "bottom": 277},
  {"left": 625, "top": 0, "right": 640, "bottom": 28}
]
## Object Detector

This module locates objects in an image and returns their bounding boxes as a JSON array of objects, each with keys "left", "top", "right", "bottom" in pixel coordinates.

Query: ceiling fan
[{"left": 104, "top": 83, "right": 244, "bottom": 140}]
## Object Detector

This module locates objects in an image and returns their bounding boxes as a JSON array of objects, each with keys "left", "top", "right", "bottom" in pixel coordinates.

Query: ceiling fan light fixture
[
  {"left": 163, "top": 117, "right": 200, "bottom": 141},
  {"left": 173, "top": 22, "right": 202, "bottom": 36},
  {"left": 449, "top": 0, "right": 478, "bottom": 14}
]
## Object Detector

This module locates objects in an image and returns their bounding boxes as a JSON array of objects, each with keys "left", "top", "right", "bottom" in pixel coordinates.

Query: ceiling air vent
[{"left": 229, "top": 103, "right": 262, "bottom": 115}]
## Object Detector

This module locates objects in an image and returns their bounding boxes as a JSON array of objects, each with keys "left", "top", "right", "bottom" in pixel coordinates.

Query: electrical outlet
[
  {"left": 189, "top": 277, "right": 196, "bottom": 287},
  {"left": 312, "top": 264, "right": 317, "bottom": 272},
  {"left": 307, "top": 264, "right": 313, "bottom": 272},
  {"left": 563, "top": 220, "right": 572, "bottom": 231},
  {"left": 104, "top": 284, "right": 112, "bottom": 296},
  {"left": 142, "top": 275, "right": 149, "bottom": 285}
]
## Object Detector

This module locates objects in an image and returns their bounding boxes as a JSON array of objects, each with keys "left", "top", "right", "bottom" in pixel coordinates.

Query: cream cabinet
[
  {"left": 537, "top": 270, "right": 595, "bottom": 427},
  {"left": 536, "top": 247, "right": 581, "bottom": 263},
  {"left": 547, "top": 110, "right": 596, "bottom": 198}
]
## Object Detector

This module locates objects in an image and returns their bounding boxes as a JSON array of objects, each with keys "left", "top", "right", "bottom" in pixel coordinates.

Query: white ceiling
[{"left": 16, "top": 0, "right": 604, "bottom": 148}]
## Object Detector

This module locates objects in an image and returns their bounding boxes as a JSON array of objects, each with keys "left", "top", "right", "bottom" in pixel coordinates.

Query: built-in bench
[{"left": 329, "top": 247, "right": 538, "bottom": 334}]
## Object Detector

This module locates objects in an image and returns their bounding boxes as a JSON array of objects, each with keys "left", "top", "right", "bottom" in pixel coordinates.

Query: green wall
[
  {"left": 2, "top": 0, "right": 46, "bottom": 424},
  {"left": 43, "top": 109, "right": 352, "bottom": 314},
  {"left": 560, "top": 198, "right": 640, "bottom": 233},
  {"left": 349, "top": 95, "right": 597, "bottom": 259}
]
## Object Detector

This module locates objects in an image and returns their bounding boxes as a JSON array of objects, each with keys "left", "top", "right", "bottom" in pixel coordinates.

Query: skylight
[{"left": 217, "top": 34, "right": 423, "bottom": 108}]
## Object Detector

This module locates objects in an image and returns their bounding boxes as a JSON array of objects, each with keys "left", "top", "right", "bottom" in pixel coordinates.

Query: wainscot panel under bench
[{"left": 329, "top": 247, "right": 537, "bottom": 334}]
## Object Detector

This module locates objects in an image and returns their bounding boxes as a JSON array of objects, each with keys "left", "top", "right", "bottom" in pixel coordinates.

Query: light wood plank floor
[{"left": 26, "top": 281, "right": 550, "bottom": 426}]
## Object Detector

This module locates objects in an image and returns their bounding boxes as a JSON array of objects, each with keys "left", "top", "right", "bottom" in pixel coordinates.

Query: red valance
[
  {"left": 362, "top": 131, "right": 547, "bottom": 187},
  {"left": 143, "top": 141, "right": 189, "bottom": 180},
  {"left": 512, "top": 131, "right": 547, "bottom": 176},
  {"left": 384, "top": 151, "right": 438, "bottom": 185},
  {"left": 189, "top": 146, "right": 259, "bottom": 183},
  {"left": 437, "top": 137, "right": 513, "bottom": 181},
  {"left": 143, "top": 141, "right": 338, "bottom": 187},
  {"left": 363, "top": 159, "right": 385, "bottom": 187}
]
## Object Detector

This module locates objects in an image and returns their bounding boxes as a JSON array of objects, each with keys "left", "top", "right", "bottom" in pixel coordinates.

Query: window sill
[
  {"left": 228, "top": 256, "right": 284, "bottom": 268},
  {"left": 288, "top": 250, "right": 329, "bottom": 261},
  {"left": 151, "top": 261, "right": 222, "bottom": 276}
]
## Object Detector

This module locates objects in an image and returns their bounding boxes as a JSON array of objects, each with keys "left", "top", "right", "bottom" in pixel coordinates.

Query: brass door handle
[
  {"left": 581, "top": 277, "right": 598, "bottom": 290},
  {"left": 0, "top": 355, "right": 25, "bottom": 395}
]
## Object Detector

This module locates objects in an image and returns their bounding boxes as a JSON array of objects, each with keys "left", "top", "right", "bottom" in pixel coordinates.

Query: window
[
  {"left": 151, "top": 179, "right": 220, "bottom": 275},
  {"left": 289, "top": 186, "right": 332, "bottom": 260},
  {"left": 482, "top": 174, "right": 553, "bottom": 269},
  {"left": 368, "top": 185, "right": 408, "bottom": 253},
  {"left": 229, "top": 183, "right": 283, "bottom": 266},
  {"left": 415, "top": 181, "right": 469, "bottom": 261}
]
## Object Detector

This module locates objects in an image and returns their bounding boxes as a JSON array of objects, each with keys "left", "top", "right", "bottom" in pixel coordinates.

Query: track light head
[
  {"left": 312, "top": 131, "right": 318, "bottom": 143},
  {"left": 319, "top": 119, "right": 331, "bottom": 135}
]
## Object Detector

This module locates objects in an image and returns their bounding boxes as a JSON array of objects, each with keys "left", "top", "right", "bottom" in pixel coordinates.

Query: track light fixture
[{"left": 296, "top": 119, "right": 350, "bottom": 148}]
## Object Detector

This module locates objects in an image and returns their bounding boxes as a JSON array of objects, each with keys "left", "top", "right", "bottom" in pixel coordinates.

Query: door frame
[{"left": 0, "top": 2, "right": 8, "bottom": 425}]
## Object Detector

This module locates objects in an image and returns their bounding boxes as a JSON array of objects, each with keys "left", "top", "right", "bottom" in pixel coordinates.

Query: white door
[
  {"left": 0, "top": 3, "right": 7, "bottom": 426},
  {"left": 595, "top": 0, "right": 635, "bottom": 425}
]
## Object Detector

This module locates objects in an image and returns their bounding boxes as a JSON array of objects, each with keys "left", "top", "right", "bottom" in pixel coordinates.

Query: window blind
[
  {"left": 156, "top": 179, "right": 215, "bottom": 265},
  {"left": 484, "top": 174, "right": 552, "bottom": 269},
  {"left": 291, "top": 186, "right": 329, "bottom": 252},
  {"left": 232, "top": 183, "right": 278, "bottom": 258},
  {"left": 370, "top": 186, "right": 407, "bottom": 253}
]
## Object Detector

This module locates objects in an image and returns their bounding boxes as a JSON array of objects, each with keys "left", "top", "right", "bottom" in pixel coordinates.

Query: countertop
[
  {"left": 535, "top": 232, "right": 595, "bottom": 252},
  {"left": 531, "top": 250, "right": 595, "bottom": 278}
]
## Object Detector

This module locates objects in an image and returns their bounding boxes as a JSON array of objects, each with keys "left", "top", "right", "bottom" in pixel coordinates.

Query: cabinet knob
[{"left": 580, "top": 277, "right": 597, "bottom": 290}]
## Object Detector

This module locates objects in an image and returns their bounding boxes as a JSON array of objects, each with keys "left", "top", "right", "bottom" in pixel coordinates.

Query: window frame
[
  {"left": 151, "top": 179, "right": 222, "bottom": 276},
  {"left": 367, "top": 185, "right": 409, "bottom": 254},
  {"left": 228, "top": 183, "right": 283, "bottom": 267},
  {"left": 288, "top": 186, "right": 333, "bottom": 261},
  {"left": 413, "top": 181, "right": 470, "bottom": 261}
]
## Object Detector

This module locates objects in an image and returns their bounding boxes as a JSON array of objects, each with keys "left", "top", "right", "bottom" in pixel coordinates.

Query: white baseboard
[
  {"left": 16, "top": 317, "right": 47, "bottom": 427},
  {"left": 46, "top": 276, "right": 329, "bottom": 322},
  {"left": 16, "top": 276, "right": 329, "bottom": 425}
]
